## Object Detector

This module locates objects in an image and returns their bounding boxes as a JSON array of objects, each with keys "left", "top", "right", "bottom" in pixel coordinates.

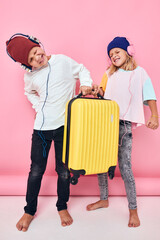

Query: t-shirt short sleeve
[
  {"left": 143, "top": 77, "right": 156, "bottom": 105},
  {"left": 100, "top": 72, "right": 108, "bottom": 92}
]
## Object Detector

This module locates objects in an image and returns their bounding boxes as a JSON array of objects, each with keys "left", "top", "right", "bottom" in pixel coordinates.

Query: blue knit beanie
[{"left": 107, "top": 37, "right": 130, "bottom": 57}]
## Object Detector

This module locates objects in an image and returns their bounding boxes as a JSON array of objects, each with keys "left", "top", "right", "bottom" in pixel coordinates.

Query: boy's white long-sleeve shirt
[{"left": 24, "top": 54, "right": 93, "bottom": 130}]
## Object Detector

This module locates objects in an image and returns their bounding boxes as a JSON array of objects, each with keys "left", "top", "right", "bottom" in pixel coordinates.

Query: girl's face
[
  {"left": 28, "top": 47, "right": 50, "bottom": 69},
  {"left": 109, "top": 48, "right": 127, "bottom": 68}
]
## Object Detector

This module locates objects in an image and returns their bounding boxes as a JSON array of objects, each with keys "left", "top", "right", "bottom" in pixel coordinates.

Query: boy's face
[{"left": 28, "top": 47, "right": 49, "bottom": 69}]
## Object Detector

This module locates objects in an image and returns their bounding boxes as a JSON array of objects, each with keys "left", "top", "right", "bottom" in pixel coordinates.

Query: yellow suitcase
[{"left": 62, "top": 94, "right": 119, "bottom": 184}]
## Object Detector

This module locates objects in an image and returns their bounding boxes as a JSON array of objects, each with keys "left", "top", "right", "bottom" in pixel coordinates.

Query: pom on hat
[
  {"left": 107, "top": 37, "right": 130, "bottom": 57},
  {"left": 6, "top": 36, "right": 40, "bottom": 67}
]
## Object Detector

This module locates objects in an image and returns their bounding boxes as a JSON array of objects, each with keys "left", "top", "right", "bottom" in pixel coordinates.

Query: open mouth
[{"left": 114, "top": 58, "right": 120, "bottom": 63}]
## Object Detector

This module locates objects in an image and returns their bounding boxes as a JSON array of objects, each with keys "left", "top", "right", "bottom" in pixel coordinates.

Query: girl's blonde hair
[{"left": 107, "top": 53, "right": 137, "bottom": 76}]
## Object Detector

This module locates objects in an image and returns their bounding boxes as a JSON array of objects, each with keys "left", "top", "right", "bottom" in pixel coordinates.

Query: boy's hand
[
  {"left": 146, "top": 116, "right": 159, "bottom": 129},
  {"left": 79, "top": 86, "right": 92, "bottom": 96},
  {"left": 92, "top": 84, "right": 104, "bottom": 97}
]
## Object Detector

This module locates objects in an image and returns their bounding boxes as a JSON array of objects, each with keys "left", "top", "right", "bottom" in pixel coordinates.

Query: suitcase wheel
[
  {"left": 70, "top": 177, "right": 78, "bottom": 185},
  {"left": 108, "top": 166, "right": 116, "bottom": 179},
  {"left": 69, "top": 169, "right": 86, "bottom": 185}
]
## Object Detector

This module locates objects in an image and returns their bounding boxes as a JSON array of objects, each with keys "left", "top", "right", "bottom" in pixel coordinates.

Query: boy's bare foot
[
  {"left": 128, "top": 209, "right": 140, "bottom": 227},
  {"left": 58, "top": 210, "right": 73, "bottom": 227},
  {"left": 86, "top": 200, "right": 109, "bottom": 211},
  {"left": 16, "top": 213, "right": 34, "bottom": 232}
]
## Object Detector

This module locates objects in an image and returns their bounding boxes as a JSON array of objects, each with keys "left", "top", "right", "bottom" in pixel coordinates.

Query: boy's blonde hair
[{"left": 107, "top": 53, "right": 137, "bottom": 76}]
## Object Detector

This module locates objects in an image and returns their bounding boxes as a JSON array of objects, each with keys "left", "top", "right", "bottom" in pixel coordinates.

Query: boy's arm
[
  {"left": 24, "top": 76, "right": 40, "bottom": 112},
  {"left": 69, "top": 57, "right": 92, "bottom": 95},
  {"left": 146, "top": 100, "right": 159, "bottom": 129},
  {"left": 24, "top": 89, "right": 40, "bottom": 112}
]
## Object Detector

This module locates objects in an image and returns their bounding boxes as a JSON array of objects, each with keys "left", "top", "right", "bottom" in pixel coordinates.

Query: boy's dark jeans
[{"left": 24, "top": 126, "right": 70, "bottom": 216}]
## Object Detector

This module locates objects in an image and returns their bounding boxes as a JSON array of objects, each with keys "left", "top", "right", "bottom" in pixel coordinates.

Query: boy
[{"left": 6, "top": 34, "right": 93, "bottom": 231}]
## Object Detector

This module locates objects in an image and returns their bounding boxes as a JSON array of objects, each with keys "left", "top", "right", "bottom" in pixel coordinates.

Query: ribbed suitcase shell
[{"left": 62, "top": 97, "right": 119, "bottom": 178}]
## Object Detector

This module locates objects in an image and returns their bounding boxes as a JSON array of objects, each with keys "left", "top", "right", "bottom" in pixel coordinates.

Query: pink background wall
[{"left": 0, "top": 0, "right": 160, "bottom": 195}]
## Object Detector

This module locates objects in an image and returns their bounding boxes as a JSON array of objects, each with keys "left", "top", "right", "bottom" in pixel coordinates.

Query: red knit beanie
[{"left": 6, "top": 36, "right": 40, "bottom": 67}]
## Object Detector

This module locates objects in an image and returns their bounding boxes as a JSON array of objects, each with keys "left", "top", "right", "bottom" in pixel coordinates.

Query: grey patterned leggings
[{"left": 98, "top": 120, "right": 137, "bottom": 209}]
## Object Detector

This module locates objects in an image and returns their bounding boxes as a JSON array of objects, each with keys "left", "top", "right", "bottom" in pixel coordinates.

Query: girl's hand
[
  {"left": 146, "top": 116, "right": 159, "bottom": 129},
  {"left": 92, "top": 84, "right": 104, "bottom": 97}
]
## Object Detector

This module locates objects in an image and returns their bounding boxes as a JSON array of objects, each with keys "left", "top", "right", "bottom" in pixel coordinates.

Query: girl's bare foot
[
  {"left": 58, "top": 210, "right": 73, "bottom": 227},
  {"left": 16, "top": 213, "right": 34, "bottom": 232},
  {"left": 128, "top": 209, "right": 140, "bottom": 227},
  {"left": 86, "top": 200, "right": 109, "bottom": 211}
]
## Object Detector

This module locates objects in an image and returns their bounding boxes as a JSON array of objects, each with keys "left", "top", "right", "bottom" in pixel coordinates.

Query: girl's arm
[
  {"left": 92, "top": 72, "right": 108, "bottom": 97},
  {"left": 146, "top": 100, "right": 159, "bottom": 129}
]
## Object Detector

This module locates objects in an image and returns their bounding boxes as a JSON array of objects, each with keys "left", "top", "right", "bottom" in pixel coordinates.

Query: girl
[{"left": 87, "top": 37, "right": 159, "bottom": 227}]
